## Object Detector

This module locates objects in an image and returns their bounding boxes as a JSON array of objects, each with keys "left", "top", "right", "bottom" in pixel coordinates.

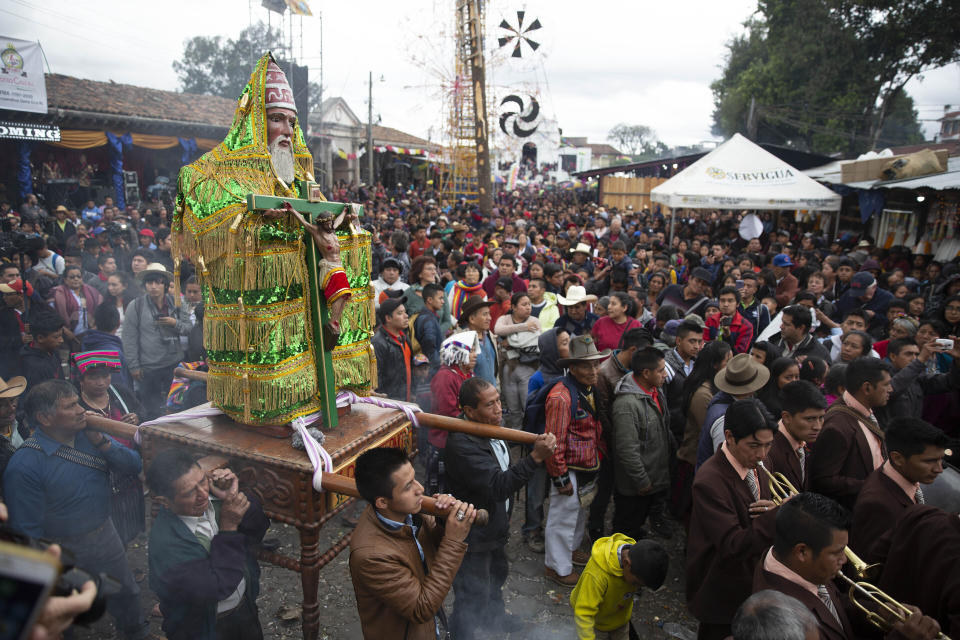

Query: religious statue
[{"left": 173, "top": 53, "right": 374, "bottom": 428}]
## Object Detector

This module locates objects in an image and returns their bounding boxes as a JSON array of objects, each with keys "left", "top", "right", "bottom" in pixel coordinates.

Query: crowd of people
[{"left": 0, "top": 182, "right": 958, "bottom": 640}]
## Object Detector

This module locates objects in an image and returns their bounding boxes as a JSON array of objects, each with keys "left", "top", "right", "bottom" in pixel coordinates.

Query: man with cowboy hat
[
  {"left": 0, "top": 374, "right": 27, "bottom": 496},
  {"left": 554, "top": 285, "right": 599, "bottom": 338},
  {"left": 121, "top": 263, "right": 190, "bottom": 420},
  {"left": 694, "top": 353, "right": 772, "bottom": 470},
  {"left": 459, "top": 295, "right": 498, "bottom": 390},
  {"left": 569, "top": 243, "right": 595, "bottom": 278},
  {"left": 543, "top": 334, "right": 610, "bottom": 586}
]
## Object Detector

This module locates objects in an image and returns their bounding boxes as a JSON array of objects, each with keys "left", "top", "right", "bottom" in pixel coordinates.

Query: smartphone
[{"left": 0, "top": 541, "right": 60, "bottom": 640}]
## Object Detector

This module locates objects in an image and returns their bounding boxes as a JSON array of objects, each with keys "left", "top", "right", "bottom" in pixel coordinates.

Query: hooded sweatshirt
[
  {"left": 527, "top": 328, "right": 566, "bottom": 395},
  {"left": 570, "top": 533, "right": 638, "bottom": 638}
]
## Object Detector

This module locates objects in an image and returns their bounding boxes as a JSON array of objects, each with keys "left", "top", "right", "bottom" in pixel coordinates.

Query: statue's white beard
[{"left": 269, "top": 138, "right": 296, "bottom": 184}]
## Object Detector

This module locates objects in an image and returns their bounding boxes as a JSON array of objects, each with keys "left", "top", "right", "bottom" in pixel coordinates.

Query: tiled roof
[
  {"left": 372, "top": 125, "right": 441, "bottom": 151},
  {"left": 587, "top": 143, "right": 622, "bottom": 156},
  {"left": 45, "top": 73, "right": 236, "bottom": 127}
]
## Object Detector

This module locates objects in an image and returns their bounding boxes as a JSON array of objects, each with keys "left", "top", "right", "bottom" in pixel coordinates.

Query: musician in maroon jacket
[
  {"left": 767, "top": 381, "right": 826, "bottom": 493},
  {"left": 686, "top": 399, "right": 778, "bottom": 640},
  {"left": 880, "top": 505, "right": 960, "bottom": 637},
  {"left": 851, "top": 417, "right": 948, "bottom": 564},
  {"left": 809, "top": 357, "right": 892, "bottom": 509},
  {"left": 754, "top": 492, "right": 941, "bottom": 640}
]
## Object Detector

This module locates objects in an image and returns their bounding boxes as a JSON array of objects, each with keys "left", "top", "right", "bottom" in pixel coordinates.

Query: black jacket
[
  {"left": 18, "top": 344, "right": 63, "bottom": 392},
  {"left": 875, "top": 357, "right": 960, "bottom": 428},
  {"left": 372, "top": 327, "right": 413, "bottom": 401},
  {"left": 0, "top": 308, "right": 25, "bottom": 379},
  {"left": 444, "top": 431, "right": 539, "bottom": 552}
]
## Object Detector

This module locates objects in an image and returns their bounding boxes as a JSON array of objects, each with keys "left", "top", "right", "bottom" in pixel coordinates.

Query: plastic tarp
[{"left": 651, "top": 133, "right": 841, "bottom": 211}]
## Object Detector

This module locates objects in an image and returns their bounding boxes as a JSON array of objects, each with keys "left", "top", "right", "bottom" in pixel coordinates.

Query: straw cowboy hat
[
  {"left": 572, "top": 242, "right": 593, "bottom": 255},
  {"left": 713, "top": 353, "right": 769, "bottom": 396},
  {"left": 137, "top": 263, "right": 174, "bottom": 282},
  {"left": 557, "top": 335, "right": 611, "bottom": 368},
  {"left": 557, "top": 285, "right": 598, "bottom": 306},
  {"left": 0, "top": 375, "right": 27, "bottom": 398},
  {"left": 457, "top": 295, "right": 495, "bottom": 328}
]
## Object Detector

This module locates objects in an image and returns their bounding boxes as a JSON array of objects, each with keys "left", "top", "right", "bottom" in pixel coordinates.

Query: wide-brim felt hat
[
  {"left": 457, "top": 295, "right": 495, "bottom": 327},
  {"left": 0, "top": 375, "right": 26, "bottom": 398},
  {"left": 137, "top": 263, "right": 173, "bottom": 282},
  {"left": 714, "top": 353, "right": 769, "bottom": 395},
  {"left": 557, "top": 334, "right": 611, "bottom": 367}
]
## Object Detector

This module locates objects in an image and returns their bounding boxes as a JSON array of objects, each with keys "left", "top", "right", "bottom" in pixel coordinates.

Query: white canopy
[{"left": 651, "top": 133, "right": 841, "bottom": 211}]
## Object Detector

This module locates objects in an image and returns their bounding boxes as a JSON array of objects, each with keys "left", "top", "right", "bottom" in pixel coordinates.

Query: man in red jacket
[
  {"left": 543, "top": 335, "right": 610, "bottom": 587},
  {"left": 705, "top": 286, "right": 754, "bottom": 354}
]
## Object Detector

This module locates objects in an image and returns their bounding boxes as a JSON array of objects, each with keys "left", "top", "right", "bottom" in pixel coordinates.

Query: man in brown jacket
[
  {"left": 810, "top": 357, "right": 892, "bottom": 510},
  {"left": 766, "top": 381, "right": 826, "bottom": 493},
  {"left": 349, "top": 447, "right": 476, "bottom": 640},
  {"left": 850, "top": 416, "right": 948, "bottom": 564},
  {"left": 753, "top": 492, "right": 941, "bottom": 640},
  {"left": 686, "top": 399, "right": 778, "bottom": 640}
]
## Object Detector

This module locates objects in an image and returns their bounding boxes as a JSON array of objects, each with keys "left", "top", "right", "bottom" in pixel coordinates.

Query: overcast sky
[{"left": 2, "top": 0, "right": 957, "bottom": 149}]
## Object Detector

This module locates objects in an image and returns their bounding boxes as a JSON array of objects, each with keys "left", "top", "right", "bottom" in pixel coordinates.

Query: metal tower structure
[{"left": 442, "top": 0, "right": 493, "bottom": 214}]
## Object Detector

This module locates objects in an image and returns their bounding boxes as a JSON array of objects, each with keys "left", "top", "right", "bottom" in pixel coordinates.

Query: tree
[
  {"left": 711, "top": 0, "right": 959, "bottom": 154},
  {"left": 607, "top": 124, "right": 666, "bottom": 157},
  {"left": 173, "top": 22, "right": 323, "bottom": 113}
]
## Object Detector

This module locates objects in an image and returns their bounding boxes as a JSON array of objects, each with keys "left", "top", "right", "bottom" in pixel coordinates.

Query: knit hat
[
  {"left": 73, "top": 350, "right": 122, "bottom": 376},
  {"left": 265, "top": 60, "right": 297, "bottom": 112},
  {"left": 440, "top": 330, "right": 480, "bottom": 368}
]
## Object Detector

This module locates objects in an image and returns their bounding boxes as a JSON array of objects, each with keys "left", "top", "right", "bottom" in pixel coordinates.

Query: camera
[
  {"left": 935, "top": 338, "right": 954, "bottom": 351},
  {"left": 0, "top": 524, "right": 120, "bottom": 628}
]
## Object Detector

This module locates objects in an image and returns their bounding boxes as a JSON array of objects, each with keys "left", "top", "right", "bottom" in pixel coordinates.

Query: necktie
[
  {"left": 915, "top": 487, "right": 925, "bottom": 504},
  {"left": 797, "top": 446, "right": 806, "bottom": 481},
  {"left": 818, "top": 585, "right": 842, "bottom": 624},
  {"left": 194, "top": 531, "right": 212, "bottom": 552},
  {"left": 745, "top": 469, "right": 759, "bottom": 501}
]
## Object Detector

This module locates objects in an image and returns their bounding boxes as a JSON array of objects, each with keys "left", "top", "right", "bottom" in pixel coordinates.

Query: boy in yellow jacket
[{"left": 570, "top": 533, "right": 669, "bottom": 640}]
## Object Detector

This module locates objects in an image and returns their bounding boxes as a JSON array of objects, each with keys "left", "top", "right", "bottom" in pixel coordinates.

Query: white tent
[{"left": 651, "top": 133, "right": 842, "bottom": 211}]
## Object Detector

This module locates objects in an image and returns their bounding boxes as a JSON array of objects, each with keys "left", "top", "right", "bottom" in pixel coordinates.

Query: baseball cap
[
  {"left": 691, "top": 267, "right": 713, "bottom": 283},
  {"left": 379, "top": 296, "right": 407, "bottom": 320},
  {"left": 772, "top": 253, "right": 793, "bottom": 267},
  {"left": 850, "top": 272, "right": 876, "bottom": 292},
  {"left": 139, "top": 228, "right": 155, "bottom": 238}
]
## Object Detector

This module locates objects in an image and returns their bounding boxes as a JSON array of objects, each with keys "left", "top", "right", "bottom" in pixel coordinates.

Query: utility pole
[
  {"left": 746, "top": 96, "right": 758, "bottom": 141},
  {"left": 466, "top": 0, "right": 492, "bottom": 215},
  {"left": 367, "top": 71, "right": 374, "bottom": 186}
]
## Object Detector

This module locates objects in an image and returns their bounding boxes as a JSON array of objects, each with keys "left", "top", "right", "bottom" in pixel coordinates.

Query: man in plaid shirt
[{"left": 543, "top": 335, "right": 611, "bottom": 587}]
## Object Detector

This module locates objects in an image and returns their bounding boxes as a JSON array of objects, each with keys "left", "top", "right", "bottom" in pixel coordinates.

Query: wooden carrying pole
[
  {"left": 320, "top": 472, "right": 489, "bottom": 526},
  {"left": 416, "top": 413, "right": 538, "bottom": 445},
  {"left": 87, "top": 414, "right": 489, "bottom": 525}
]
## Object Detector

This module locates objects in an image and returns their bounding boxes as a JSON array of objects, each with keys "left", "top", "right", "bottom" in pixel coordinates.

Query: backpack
[
  {"left": 408, "top": 313, "right": 422, "bottom": 356},
  {"left": 522, "top": 376, "right": 580, "bottom": 435}
]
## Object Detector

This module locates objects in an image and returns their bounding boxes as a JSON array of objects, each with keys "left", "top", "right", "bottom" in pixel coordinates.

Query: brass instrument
[
  {"left": 756, "top": 461, "right": 798, "bottom": 505},
  {"left": 835, "top": 551, "right": 951, "bottom": 640}
]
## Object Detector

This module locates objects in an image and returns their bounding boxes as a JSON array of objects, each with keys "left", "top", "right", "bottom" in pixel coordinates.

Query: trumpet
[
  {"left": 836, "top": 549, "right": 951, "bottom": 640},
  {"left": 756, "top": 461, "right": 798, "bottom": 505}
]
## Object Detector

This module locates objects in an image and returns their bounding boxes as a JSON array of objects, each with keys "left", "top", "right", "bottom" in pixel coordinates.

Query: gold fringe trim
[
  {"left": 204, "top": 305, "right": 307, "bottom": 353},
  {"left": 332, "top": 341, "right": 372, "bottom": 390},
  {"left": 207, "top": 248, "right": 305, "bottom": 292},
  {"left": 207, "top": 354, "right": 317, "bottom": 410}
]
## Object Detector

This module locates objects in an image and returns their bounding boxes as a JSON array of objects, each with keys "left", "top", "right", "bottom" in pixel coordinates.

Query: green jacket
[
  {"left": 610, "top": 373, "right": 672, "bottom": 496},
  {"left": 570, "top": 533, "right": 638, "bottom": 639},
  {"left": 148, "top": 496, "right": 269, "bottom": 640}
]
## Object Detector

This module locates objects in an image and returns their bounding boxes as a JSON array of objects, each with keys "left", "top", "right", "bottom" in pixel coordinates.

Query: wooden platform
[{"left": 139, "top": 404, "right": 413, "bottom": 640}]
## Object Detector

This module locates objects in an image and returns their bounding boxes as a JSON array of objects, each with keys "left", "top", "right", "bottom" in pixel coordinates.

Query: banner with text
[{"left": 0, "top": 37, "right": 48, "bottom": 114}]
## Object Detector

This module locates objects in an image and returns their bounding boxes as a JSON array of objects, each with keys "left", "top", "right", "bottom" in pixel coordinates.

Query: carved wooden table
[{"left": 139, "top": 404, "right": 413, "bottom": 640}]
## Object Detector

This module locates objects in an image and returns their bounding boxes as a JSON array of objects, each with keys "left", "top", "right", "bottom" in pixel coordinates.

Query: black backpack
[{"left": 522, "top": 376, "right": 580, "bottom": 435}]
